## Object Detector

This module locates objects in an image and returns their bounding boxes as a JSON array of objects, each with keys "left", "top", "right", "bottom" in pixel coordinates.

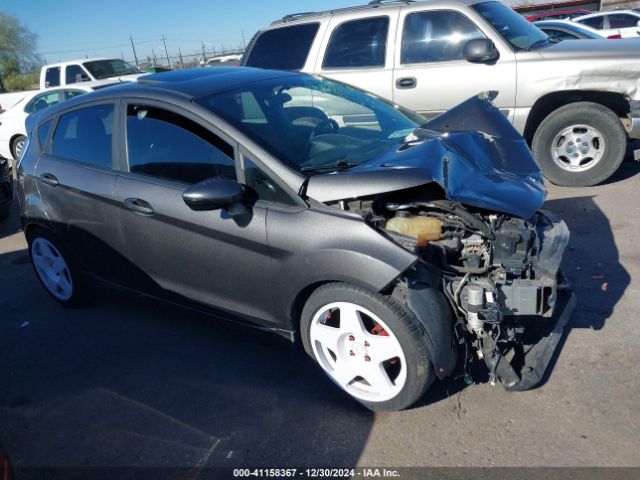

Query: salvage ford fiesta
[{"left": 17, "top": 68, "right": 574, "bottom": 411}]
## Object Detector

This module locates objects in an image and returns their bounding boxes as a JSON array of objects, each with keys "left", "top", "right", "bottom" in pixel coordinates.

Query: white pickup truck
[{"left": 40, "top": 58, "right": 143, "bottom": 89}]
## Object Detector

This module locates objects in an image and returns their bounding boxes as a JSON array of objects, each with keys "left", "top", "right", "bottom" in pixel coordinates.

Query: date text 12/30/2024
[{"left": 233, "top": 468, "right": 400, "bottom": 478}]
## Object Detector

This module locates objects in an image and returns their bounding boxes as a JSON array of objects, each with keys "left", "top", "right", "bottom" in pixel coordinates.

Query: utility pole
[
  {"left": 161, "top": 34, "right": 170, "bottom": 67},
  {"left": 178, "top": 48, "right": 184, "bottom": 69},
  {"left": 241, "top": 30, "right": 246, "bottom": 50},
  {"left": 201, "top": 42, "right": 207, "bottom": 63},
  {"left": 130, "top": 34, "right": 139, "bottom": 68},
  {"left": 152, "top": 49, "right": 158, "bottom": 66}
]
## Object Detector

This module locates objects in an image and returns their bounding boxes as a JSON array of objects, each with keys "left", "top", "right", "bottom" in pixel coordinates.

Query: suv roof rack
[
  {"left": 281, "top": 12, "right": 317, "bottom": 22},
  {"left": 368, "top": 0, "right": 414, "bottom": 5},
  {"left": 273, "top": 0, "right": 418, "bottom": 24}
]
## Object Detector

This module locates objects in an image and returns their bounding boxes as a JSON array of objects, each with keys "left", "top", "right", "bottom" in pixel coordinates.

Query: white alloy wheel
[
  {"left": 309, "top": 301, "right": 407, "bottom": 402},
  {"left": 31, "top": 237, "right": 74, "bottom": 301}
]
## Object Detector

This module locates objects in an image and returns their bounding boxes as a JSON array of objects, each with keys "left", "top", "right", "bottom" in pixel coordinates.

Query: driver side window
[
  {"left": 126, "top": 104, "right": 236, "bottom": 185},
  {"left": 401, "top": 11, "right": 485, "bottom": 64}
]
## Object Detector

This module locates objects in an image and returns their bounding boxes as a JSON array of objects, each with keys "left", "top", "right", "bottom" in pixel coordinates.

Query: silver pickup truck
[{"left": 243, "top": 0, "right": 640, "bottom": 187}]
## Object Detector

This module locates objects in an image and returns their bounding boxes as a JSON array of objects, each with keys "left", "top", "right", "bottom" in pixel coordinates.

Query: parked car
[
  {"left": 0, "top": 84, "right": 101, "bottom": 161},
  {"left": 0, "top": 154, "right": 11, "bottom": 220},
  {"left": 205, "top": 54, "right": 242, "bottom": 67},
  {"left": 535, "top": 20, "right": 607, "bottom": 40},
  {"left": 526, "top": 9, "right": 591, "bottom": 22},
  {"left": 243, "top": 0, "right": 640, "bottom": 187},
  {"left": 17, "top": 67, "right": 574, "bottom": 411},
  {"left": 40, "top": 58, "right": 143, "bottom": 89},
  {"left": 572, "top": 10, "right": 640, "bottom": 38}
]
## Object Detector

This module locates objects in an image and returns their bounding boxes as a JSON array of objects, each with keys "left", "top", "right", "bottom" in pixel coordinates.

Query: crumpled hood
[{"left": 305, "top": 93, "right": 547, "bottom": 219}]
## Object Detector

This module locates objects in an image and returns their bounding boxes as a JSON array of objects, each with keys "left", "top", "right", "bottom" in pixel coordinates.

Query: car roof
[
  {"left": 27, "top": 67, "right": 300, "bottom": 125},
  {"left": 574, "top": 9, "right": 640, "bottom": 19},
  {"left": 44, "top": 57, "right": 110, "bottom": 68},
  {"left": 268, "top": 0, "right": 485, "bottom": 26}
]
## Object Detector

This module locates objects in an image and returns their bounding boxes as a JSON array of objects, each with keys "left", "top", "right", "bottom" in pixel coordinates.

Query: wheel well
[
  {"left": 23, "top": 223, "right": 52, "bottom": 243},
  {"left": 523, "top": 90, "right": 630, "bottom": 143},
  {"left": 289, "top": 281, "right": 335, "bottom": 338}
]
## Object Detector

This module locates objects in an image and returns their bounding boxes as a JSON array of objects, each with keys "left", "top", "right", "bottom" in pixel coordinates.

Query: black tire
[
  {"left": 300, "top": 282, "right": 436, "bottom": 412},
  {"left": 10, "top": 135, "right": 26, "bottom": 161},
  {"left": 532, "top": 102, "right": 627, "bottom": 187},
  {"left": 27, "top": 228, "right": 87, "bottom": 307}
]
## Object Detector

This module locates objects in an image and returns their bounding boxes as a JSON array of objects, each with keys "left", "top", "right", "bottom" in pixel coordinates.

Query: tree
[{"left": 0, "top": 11, "right": 41, "bottom": 91}]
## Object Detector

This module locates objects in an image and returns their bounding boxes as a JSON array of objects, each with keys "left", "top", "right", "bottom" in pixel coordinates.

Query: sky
[
  {"left": 0, "top": 0, "right": 525, "bottom": 65},
  {"left": 0, "top": 0, "right": 360, "bottom": 64}
]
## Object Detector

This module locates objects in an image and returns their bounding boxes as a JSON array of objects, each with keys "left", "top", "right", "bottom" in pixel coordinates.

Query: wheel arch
[{"left": 524, "top": 90, "right": 630, "bottom": 143}]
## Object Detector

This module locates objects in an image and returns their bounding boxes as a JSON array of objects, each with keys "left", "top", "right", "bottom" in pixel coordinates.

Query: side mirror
[
  {"left": 183, "top": 178, "right": 244, "bottom": 211},
  {"left": 463, "top": 39, "right": 500, "bottom": 64}
]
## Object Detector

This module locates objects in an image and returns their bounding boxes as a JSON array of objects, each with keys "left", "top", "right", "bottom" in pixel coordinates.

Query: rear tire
[
  {"left": 10, "top": 135, "right": 26, "bottom": 161},
  {"left": 532, "top": 102, "right": 626, "bottom": 187},
  {"left": 300, "top": 282, "right": 435, "bottom": 411},
  {"left": 28, "top": 228, "right": 87, "bottom": 307}
]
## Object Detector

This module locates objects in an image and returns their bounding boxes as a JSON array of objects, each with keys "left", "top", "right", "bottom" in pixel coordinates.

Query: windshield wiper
[{"left": 301, "top": 161, "right": 357, "bottom": 174}]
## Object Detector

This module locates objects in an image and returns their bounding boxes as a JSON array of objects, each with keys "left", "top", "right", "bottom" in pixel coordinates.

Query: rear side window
[
  {"left": 323, "top": 17, "right": 389, "bottom": 69},
  {"left": 126, "top": 105, "right": 236, "bottom": 185},
  {"left": 52, "top": 104, "right": 114, "bottom": 168},
  {"left": 401, "top": 11, "right": 485, "bottom": 64},
  {"left": 245, "top": 23, "right": 319, "bottom": 70},
  {"left": 578, "top": 16, "right": 604, "bottom": 29},
  {"left": 38, "top": 120, "right": 52, "bottom": 151},
  {"left": 608, "top": 13, "right": 639, "bottom": 28},
  {"left": 45, "top": 67, "right": 60, "bottom": 87}
]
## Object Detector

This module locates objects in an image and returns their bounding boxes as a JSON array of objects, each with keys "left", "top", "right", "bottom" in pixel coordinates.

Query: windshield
[
  {"left": 197, "top": 76, "right": 423, "bottom": 175},
  {"left": 83, "top": 59, "right": 140, "bottom": 79},
  {"left": 473, "top": 1, "right": 551, "bottom": 51}
]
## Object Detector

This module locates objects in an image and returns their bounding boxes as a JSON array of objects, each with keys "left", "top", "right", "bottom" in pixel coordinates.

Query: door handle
[
  {"left": 396, "top": 77, "right": 417, "bottom": 89},
  {"left": 39, "top": 173, "right": 59, "bottom": 186},
  {"left": 124, "top": 198, "right": 155, "bottom": 216}
]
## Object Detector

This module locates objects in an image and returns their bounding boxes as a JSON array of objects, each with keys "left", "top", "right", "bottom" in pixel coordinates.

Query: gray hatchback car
[{"left": 17, "top": 67, "right": 574, "bottom": 411}]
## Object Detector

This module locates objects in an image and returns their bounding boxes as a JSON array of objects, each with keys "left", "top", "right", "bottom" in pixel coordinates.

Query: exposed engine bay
[{"left": 330, "top": 190, "right": 574, "bottom": 390}]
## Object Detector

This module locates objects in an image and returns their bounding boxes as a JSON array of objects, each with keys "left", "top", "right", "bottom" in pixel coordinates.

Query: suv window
[
  {"left": 579, "top": 16, "right": 604, "bottom": 29},
  {"left": 45, "top": 67, "right": 60, "bottom": 87},
  {"left": 608, "top": 13, "right": 639, "bottom": 28},
  {"left": 52, "top": 104, "right": 114, "bottom": 168},
  {"left": 402, "top": 11, "right": 485, "bottom": 64},
  {"left": 66, "top": 64, "right": 89, "bottom": 84},
  {"left": 323, "top": 17, "right": 389, "bottom": 69},
  {"left": 245, "top": 23, "right": 320, "bottom": 71},
  {"left": 126, "top": 105, "right": 236, "bottom": 185}
]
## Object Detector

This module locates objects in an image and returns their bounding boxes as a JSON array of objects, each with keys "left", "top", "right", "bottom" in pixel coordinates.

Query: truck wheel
[
  {"left": 11, "top": 135, "right": 26, "bottom": 160},
  {"left": 300, "top": 282, "right": 435, "bottom": 411},
  {"left": 532, "top": 102, "right": 626, "bottom": 187}
]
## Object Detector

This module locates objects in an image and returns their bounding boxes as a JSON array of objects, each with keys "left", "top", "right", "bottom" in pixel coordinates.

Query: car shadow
[{"left": 0, "top": 250, "right": 373, "bottom": 477}]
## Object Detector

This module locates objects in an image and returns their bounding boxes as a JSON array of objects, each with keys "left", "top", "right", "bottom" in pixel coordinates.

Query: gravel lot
[{"left": 1, "top": 157, "right": 639, "bottom": 476}]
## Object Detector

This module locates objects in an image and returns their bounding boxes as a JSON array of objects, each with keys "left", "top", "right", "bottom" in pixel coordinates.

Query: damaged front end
[{"left": 312, "top": 93, "right": 575, "bottom": 391}]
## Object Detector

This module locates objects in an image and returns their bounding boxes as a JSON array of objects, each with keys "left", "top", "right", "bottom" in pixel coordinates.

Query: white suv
[
  {"left": 244, "top": 0, "right": 640, "bottom": 187},
  {"left": 40, "top": 58, "right": 143, "bottom": 90}
]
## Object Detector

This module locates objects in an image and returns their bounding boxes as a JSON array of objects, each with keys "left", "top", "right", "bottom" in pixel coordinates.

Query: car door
[
  {"left": 113, "top": 100, "right": 274, "bottom": 322},
  {"left": 392, "top": 6, "right": 517, "bottom": 121},
  {"left": 313, "top": 11, "right": 399, "bottom": 101},
  {"left": 34, "top": 101, "right": 130, "bottom": 284}
]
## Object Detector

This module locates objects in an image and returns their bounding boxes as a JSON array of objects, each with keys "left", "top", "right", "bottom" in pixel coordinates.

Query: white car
[
  {"left": 0, "top": 86, "right": 94, "bottom": 160},
  {"left": 573, "top": 10, "right": 640, "bottom": 38}
]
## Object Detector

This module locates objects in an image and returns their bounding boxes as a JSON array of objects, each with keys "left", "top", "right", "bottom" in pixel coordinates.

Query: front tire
[
  {"left": 300, "top": 283, "right": 435, "bottom": 411},
  {"left": 28, "top": 228, "right": 87, "bottom": 307},
  {"left": 532, "top": 102, "right": 626, "bottom": 187}
]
